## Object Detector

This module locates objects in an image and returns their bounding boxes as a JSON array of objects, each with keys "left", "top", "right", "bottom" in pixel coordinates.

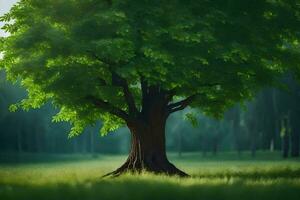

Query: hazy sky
[{"left": 0, "top": 0, "right": 18, "bottom": 37}]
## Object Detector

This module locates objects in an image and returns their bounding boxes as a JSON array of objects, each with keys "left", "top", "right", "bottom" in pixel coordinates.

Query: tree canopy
[{"left": 1, "top": 0, "right": 300, "bottom": 136}]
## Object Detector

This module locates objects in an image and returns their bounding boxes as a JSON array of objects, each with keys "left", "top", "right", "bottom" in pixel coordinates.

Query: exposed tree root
[{"left": 102, "top": 159, "right": 189, "bottom": 178}]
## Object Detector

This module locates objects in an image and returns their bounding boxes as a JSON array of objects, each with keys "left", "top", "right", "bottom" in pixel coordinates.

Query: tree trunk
[
  {"left": 90, "top": 129, "right": 98, "bottom": 158},
  {"left": 98, "top": 81, "right": 194, "bottom": 177},
  {"left": 17, "top": 128, "right": 23, "bottom": 153},
  {"left": 249, "top": 126, "right": 257, "bottom": 158},
  {"left": 178, "top": 131, "right": 182, "bottom": 157},
  {"left": 289, "top": 113, "right": 300, "bottom": 157},
  {"left": 202, "top": 137, "right": 207, "bottom": 157},
  {"left": 291, "top": 125, "right": 300, "bottom": 157},
  {"left": 282, "top": 133, "right": 290, "bottom": 158},
  {"left": 103, "top": 106, "right": 188, "bottom": 177},
  {"left": 282, "top": 117, "right": 290, "bottom": 158},
  {"left": 212, "top": 138, "right": 218, "bottom": 156}
]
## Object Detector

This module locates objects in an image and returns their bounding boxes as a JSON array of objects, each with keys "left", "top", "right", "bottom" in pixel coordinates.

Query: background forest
[{"left": 1, "top": 71, "right": 299, "bottom": 158}]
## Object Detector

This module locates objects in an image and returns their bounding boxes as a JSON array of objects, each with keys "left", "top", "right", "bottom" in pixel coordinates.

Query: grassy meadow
[{"left": 0, "top": 152, "right": 300, "bottom": 200}]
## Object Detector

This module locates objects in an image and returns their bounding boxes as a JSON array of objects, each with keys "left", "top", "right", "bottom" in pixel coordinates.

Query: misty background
[{"left": 0, "top": 0, "right": 300, "bottom": 159}]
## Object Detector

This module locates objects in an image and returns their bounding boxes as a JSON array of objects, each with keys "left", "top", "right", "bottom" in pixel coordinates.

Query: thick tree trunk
[
  {"left": 97, "top": 80, "right": 194, "bottom": 177},
  {"left": 104, "top": 107, "right": 188, "bottom": 177}
]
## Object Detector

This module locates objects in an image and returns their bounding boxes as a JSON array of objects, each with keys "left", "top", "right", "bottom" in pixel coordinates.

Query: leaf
[
  {"left": 8, "top": 104, "right": 18, "bottom": 112},
  {"left": 184, "top": 112, "right": 198, "bottom": 128}
]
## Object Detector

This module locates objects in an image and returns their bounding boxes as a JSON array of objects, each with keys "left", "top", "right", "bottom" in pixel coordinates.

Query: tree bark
[{"left": 103, "top": 103, "right": 188, "bottom": 177}]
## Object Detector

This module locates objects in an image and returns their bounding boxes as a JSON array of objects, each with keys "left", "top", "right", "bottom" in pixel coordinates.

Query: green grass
[{"left": 1, "top": 152, "right": 300, "bottom": 200}]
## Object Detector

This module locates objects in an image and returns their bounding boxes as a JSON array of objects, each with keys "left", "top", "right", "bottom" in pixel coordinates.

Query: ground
[{"left": 0, "top": 152, "right": 300, "bottom": 200}]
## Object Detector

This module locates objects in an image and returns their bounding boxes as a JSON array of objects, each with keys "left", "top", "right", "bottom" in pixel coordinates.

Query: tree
[
  {"left": 281, "top": 116, "right": 291, "bottom": 158},
  {"left": 1, "top": 0, "right": 300, "bottom": 176},
  {"left": 283, "top": 76, "right": 300, "bottom": 157},
  {"left": 275, "top": 75, "right": 300, "bottom": 157},
  {"left": 229, "top": 105, "right": 243, "bottom": 155},
  {"left": 244, "top": 101, "right": 259, "bottom": 157}
]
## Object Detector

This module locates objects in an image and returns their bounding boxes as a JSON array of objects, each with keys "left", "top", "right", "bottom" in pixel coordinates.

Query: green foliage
[
  {"left": 99, "top": 113, "right": 125, "bottom": 136},
  {"left": 0, "top": 0, "right": 300, "bottom": 135},
  {"left": 8, "top": 104, "right": 18, "bottom": 112},
  {"left": 184, "top": 112, "right": 198, "bottom": 128}
]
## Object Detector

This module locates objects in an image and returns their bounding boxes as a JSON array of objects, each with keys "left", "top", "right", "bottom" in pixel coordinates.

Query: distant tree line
[
  {"left": 0, "top": 73, "right": 130, "bottom": 154},
  {"left": 167, "top": 75, "right": 300, "bottom": 158}
]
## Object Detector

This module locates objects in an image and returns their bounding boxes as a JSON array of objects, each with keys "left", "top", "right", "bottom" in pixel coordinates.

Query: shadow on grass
[
  {"left": 1, "top": 176, "right": 300, "bottom": 200},
  {"left": 0, "top": 153, "right": 105, "bottom": 164}
]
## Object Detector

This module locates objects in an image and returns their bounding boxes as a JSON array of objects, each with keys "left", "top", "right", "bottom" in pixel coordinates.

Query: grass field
[{"left": 0, "top": 152, "right": 300, "bottom": 200}]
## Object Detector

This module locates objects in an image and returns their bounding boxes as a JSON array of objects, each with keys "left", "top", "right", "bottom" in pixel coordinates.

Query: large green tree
[{"left": 1, "top": 0, "right": 300, "bottom": 176}]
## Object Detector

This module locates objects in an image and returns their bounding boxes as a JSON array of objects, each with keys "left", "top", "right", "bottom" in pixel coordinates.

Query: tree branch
[
  {"left": 165, "top": 82, "right": 221, "bottom": 113},
  {"left": 167, "top": 94, "right": 198, "bottom": 114},
  {"left": 87, "top": 50, "right": 138, "bottom": 116},
  {"left": 112, "top": 72, "right": 138, "bottom": 116},
  {"left": 86, "top": 95, "right": 130, "bottom": 121}
]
